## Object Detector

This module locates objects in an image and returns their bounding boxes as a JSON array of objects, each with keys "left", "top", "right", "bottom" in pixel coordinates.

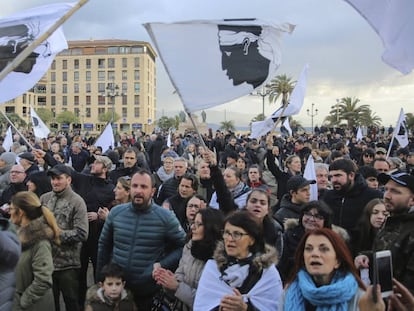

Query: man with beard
[
  {"left": 356, "top": 172, "right": 414, "bottom": 294},
  {"left": 322, "top": 159, "right": 382, "bottom": 232},
  {"left": 97, "top": 170, "right": 186, "bottom": 309}
]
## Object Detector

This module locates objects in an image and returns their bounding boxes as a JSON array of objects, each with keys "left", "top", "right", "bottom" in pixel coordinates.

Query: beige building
[{"left": 1, "top": 39, "right": 157, "bottom": 135}]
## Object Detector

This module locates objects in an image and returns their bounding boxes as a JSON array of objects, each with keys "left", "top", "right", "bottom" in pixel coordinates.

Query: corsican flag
[
  {"left": 394, "top": 108, "right": 409, "bottom": 148},
  {"left": 281, "top": 117, "right": 292, "bottom": 137},
  {"left": 0, "top": 2, "right": 73, "bottom": 103},
  {"left": 356, "top": 126, "right": 363, "bottom": 142},
  {"left": 144, "top": 19, "right": 294, "bottom": 113},
  {"left": 94, "top": 123, "right": 115, "bottom": 153},
  {"left": 2, "top": 126, "right": 13, "bottom": 152},
  {"left": 30, "top": 106, "right": 50, "bottom": 139},
  {"left": 303, "top": 155, "right": 318, "bottom": 201},
  {"left": 344, "top": 0, "right": 414, "bottom": 74}
]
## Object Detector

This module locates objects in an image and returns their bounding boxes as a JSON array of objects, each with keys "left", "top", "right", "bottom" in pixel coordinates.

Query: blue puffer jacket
[{"left": 97, "top": 201, "right": 186, "bottom": 297}]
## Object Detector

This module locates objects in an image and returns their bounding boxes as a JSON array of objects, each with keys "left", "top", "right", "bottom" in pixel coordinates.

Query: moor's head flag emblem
[
  {"left": 218, "top": 25, "right": 270, "bottom": 88},
  {"left": 32, "top": 116, "right": 39, "bottom": 127}
]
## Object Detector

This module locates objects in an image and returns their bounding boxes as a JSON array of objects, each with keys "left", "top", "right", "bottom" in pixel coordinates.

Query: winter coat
[
  {"left": 274, "top": 194, "right": 303, "bottom": 225},
  {"left": 0, "top": 217, "right": 20, "bottom": 311},
  {"left": 97, "top": 202, "right": 186, "bottom": 297},
  {"left": 84, "top": 285, "right": 137, "bottom": 311},
  {"left": 155, "top": 176, "right": 181, "bottom": 205},
  {"left": 13, "top": 217, "right": 55, "bottom": 311},
  {"left": 321, "top": 174, "right": 382, "bottom": 232},
  {"left": 173, "top": 241, "right": 206, "bottom": 310},
  {"left": 40, "top": 186, "right": 88, "bottom": 270}
]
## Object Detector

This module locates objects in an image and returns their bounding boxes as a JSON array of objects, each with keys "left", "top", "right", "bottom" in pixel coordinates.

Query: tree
[
  {"left": 268, "top": 74, "right": 296, "bottom": 108},
  {"left": 0, "top": 113, "right": 26, "bottom": 130},
  {"left": 251, "top": 113, "right": 265, "bottom": 123},
  {"left": 56, "top": 110, "right": 79, "bottom": 126},
  {"left": 98, "top": 111, "right": 119, "bottom": 123},
  {"left": 35, "top": 108, "right": 54, "bottom": 124},
  {"left": 156, "top": 116, "right": 176, "bottom": 131},
  {"left": 219, "top": 120, "right": 235, "bottom": 132},
  {"left": 325, "top": 97, "right": 371, "bottom": 128},
  {"left": 358, "top": 109, "right": 382, "bottom": 127}
]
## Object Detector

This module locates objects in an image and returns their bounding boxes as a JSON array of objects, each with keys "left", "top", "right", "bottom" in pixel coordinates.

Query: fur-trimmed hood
[
  {"left": 85, "top": 284, "right": 132, "bottom": 305},
  {"left": 17, "top": 217, "right": 54, "bottom": 250},
  {"left": 283, "top": 218, "right": 350, "bottom": 242},
  {"left": 214, "top": 241, "right": 278, "bottom": 271}
]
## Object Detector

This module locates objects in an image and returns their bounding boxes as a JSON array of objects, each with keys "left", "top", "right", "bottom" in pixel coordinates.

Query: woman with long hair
[
  {"left": 10, "top": 191, "right": 60, "bottom": 311},
  {"left": 98, "top": 176, "right": 131, "bottom": 221},
  {"left": 26, "top": 171, "right": 52, "bottom": 198}
]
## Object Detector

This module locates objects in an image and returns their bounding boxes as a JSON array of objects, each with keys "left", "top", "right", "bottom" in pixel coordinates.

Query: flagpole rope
[{"left": 0, "top": 0, "right": 89, "bottom": 83}]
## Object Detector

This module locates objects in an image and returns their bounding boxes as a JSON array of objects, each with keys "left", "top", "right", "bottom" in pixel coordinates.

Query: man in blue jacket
[{"left": 97, "top": 169, "right": 186, "bottom": 310}]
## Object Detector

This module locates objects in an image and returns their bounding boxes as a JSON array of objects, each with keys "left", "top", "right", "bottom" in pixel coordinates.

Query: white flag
[
  {"left": 281, "top": 117, "right": 292, "bottom": 137},
  {"left": 250, "top": 118, "right": 275, "bottom": 139},
  {"left": 94, "top": 123, "right": 115, "bottom": 153},
  {"left": 356, "top": 126, "right": 363, "bottom": 142},
  {"left": 2, "top": 126, "right": 13, "bottom": 152},
  {"left": 144, "top": 19, "right": 294, "bottom": 113},
  {"left": 0, "top": 3, "right": 72, "bottom": 103},
  {"left": 394, "top": 108, "right": 409, "bottom": 148},
  {"left": 270, "top": 64, "right": 308, "bottom": 118},
  {"left": 304, "top": 155, "right": 318, "bottom": 201},
  {"left": 30, "top": 106, "right": 50, "bottom": 139},
  {"left": 167, "top": 129, "right": 172, "bottom": 147},
  {"left": 344, "top": 0, "right": 414, "bottom": 74}
]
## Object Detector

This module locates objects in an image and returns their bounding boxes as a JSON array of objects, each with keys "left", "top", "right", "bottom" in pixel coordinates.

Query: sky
[{"left": 3, "top": 0, "right": 414, "bottom": 129}]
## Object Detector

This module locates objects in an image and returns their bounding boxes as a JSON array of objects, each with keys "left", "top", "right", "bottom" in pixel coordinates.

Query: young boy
[{"left": 85, "top": 263, "right": 137, "bottom": 311}]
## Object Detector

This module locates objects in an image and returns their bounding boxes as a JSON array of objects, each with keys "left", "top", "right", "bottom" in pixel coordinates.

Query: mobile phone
[{"left": 374, "top": 250, "right": 393, "bottom": 298}]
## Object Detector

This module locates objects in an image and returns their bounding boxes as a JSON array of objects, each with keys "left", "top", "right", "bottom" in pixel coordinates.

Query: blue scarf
[{"left": 284, "top": 269, "right": 358, "bottom": 311}]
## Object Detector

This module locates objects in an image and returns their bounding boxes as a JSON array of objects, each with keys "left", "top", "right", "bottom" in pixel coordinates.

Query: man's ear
[{"left": 98, "top": 281, "right": 103, "bottom": 288}]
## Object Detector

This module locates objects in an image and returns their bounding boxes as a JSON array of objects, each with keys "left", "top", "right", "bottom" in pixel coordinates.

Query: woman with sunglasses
[
  {"left": 153, "top": 208, "right": 224, "bottom": 310},
  {"left": 194, "top": 211, "right": 282, "bottom": 310},
  {"left": 277, "top": 201, "right": 349, "bottom": 282}
]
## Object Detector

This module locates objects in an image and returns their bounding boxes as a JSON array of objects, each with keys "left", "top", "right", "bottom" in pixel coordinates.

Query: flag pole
[
  {"left": 185, "top": 110, "right": 208, "bottom": 150},
  {"left": 0, "top": 0, "right": 89, "bottom": 83},
  {"left": 0, "top": 110, "right": 33, "bottom": 149},
  {"left": 270, "top": 101, "right": 290, "bottom": 135}
]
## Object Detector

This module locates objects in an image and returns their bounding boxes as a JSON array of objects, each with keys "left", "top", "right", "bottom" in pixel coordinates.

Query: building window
[
  {"left": 62, "top": 60, "right": 67, "bottom": 69},
  {"left": 98, "top": 71, "right": 105, "bottom": 81},
  {"left": 86, "top": 83, "right": 91, "bottom": 93},
  {"left": 122, "top": 95, "right": 127, "bottom": 105},
  {"left": 50, "top": 72, "right": 56, "bottom": 82},
  {"left": 62, "top": 96, "right": 67, "bottom": 106},
  {"left": 74, "top": 96, "right": 79, "bottom": 106},
  {"left": 134, "top": 57, "right": 140, "bottom": 68},
  {"left": 98, "top": 108, "right": 105, "bottom": 115},
  {"left": 74, "top": 108, "right": 80, "bottom": 117},
  {"left": 86, "top": 95, "right": 91, "bottom": 105},
  {"left": 62, "top": 72, "right": 67, "bottom": 81},
  {"left": 122, "top": 107, "right": 127, "bottom": 118},
  {"left": 122, "top": 58, "right": 127, "bottom": 68},
  {"left": 122, "top": 82, "right": 127, "bottom": 92},
  {"left": 86, "top": 108, "right": 91, "bottom": 117},
  {"left": 107, "top": 71, "right": 115, "bottom": 80},
  {"left": 74, "top": 59, "right": 79, "bottom": 69},
  {"left": 122, "top": 70, "right": 127, "bottom": 80},
  {"left": 98, "top": 58, "right": 105, "bottom": 68},
  {"left": 108, "top": 58, "right": 115, "bottom": 68},
  {"left": 74, "top": 71, "right": 79, "bottom": 81},
  {"left": 51, "top": 96, "right": 56, "bottom": 106},
  {"left": 134, "top": 82, "right": 140, "bottom": 93},
  {"left": 98, "top": 95, "right": 105, "bottom": 105},
  {"left": 51, "top": 61, "right": 56, "bottom": 70},
  {"left": 62, "top": 84, "right": 67, "bottom": 94},
  {"left": 134, "top": 95, "right": 139, "bottom": 105},
  {"left": 86, "top": 71, "right": 91, "bottom": 81},
  {"left": 86, "top": 59, "right": 91, "bottom": 69},
  {"left": 134, "top": 70, "right": 140, "bottom": 80},
  {"left": 98, "top": 83, "right": 105, "bottom": 93},
  {"left": 51, "top": 84, "right": 56, "bottom": 94},
  {"left": 134, "top": 107, "right": 140, "bottom": 117},
  {"left": 74, "top": 83, "right": 79, "bottom": 93}
]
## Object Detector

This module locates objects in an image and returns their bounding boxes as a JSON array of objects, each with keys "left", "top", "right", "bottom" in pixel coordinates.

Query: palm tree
[
  {"left": 268, "top": 74, "right": 296, "bottom": 109},
  {"left": 325, "top": 97, "right": 370, "bottom": 128},
  {"left": 358, "top": 109, "right": 382, "bottom": 127},
  {"left": 219, "top": 120, "right": 235, "bottom": 132}
]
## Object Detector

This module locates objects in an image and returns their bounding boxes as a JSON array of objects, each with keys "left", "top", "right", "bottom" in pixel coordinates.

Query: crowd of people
[{"left": 1, "top": 126, "right": 414, "bottom": 311}]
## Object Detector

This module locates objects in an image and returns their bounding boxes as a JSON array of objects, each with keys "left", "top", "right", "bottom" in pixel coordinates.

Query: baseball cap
[
  {"left": 287, "top": 175, "right": 316, "bottom": 192},
  {"left": 378, "top": 172, "right": 414, "bottom": 193},
  {"left": 47, "top": 164, "right": 73, "bottom": 177},
  {"left": 375, "top": 147, "right": 387, "bottom": 155},
  {"left": 94, "top": 155, "right": 113, "bottom": 170}
]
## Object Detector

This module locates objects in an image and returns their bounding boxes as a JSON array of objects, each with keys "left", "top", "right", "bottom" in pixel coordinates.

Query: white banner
[
  {"left": 30, "top": 106, "right": 50, "bottom": 139},
  {"left": 94, "top": 123, "right": 115, "bottom": 153}
]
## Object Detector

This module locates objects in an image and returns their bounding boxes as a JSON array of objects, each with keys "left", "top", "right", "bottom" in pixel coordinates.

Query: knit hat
[{"left": 0, "top": 152, "right": 17, "bottom": 166}]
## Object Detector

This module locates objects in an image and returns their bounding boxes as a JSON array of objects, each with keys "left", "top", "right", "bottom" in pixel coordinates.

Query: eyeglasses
[
  {"left": 222, "top": 230, "right": 249, "bottom": 241},
  {"left": 363, "top": 154, "right": 374, "bottom": 158},
  {"left": 10, "top": 171, "right": 25, "bottom": 174},
  {"left": 303, "top": 212, "right": 325, "bottom": 220},
  {"left": 187, "top": 204, "right": 201, "bottom": 210},
  {"left": 191, "top": 221, "right": 203, "bottom": 228}
]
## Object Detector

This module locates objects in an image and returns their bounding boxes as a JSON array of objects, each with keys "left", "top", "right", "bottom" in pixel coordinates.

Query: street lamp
[
  {"left": 307, "top": 103, "right": 318, "bottom": 133},
  {"left": 102, "top": 79, "right": 120, "bottom": 124},
  {"left": 251, "top": 85, "right": 270, "bottom": 117}
]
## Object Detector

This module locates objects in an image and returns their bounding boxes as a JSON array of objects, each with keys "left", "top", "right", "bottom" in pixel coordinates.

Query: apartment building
[{"left": 1, "top": 39, "right": 157, "bottom": 135}]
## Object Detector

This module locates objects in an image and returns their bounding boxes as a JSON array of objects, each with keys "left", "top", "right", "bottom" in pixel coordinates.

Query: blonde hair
[{"left": 11, "top": 191, "right": 61, "bottom": 245}]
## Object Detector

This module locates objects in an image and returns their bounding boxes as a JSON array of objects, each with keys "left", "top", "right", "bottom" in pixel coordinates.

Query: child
[{"left": 85, "top": 263, "right": 137, "bottom": 311}]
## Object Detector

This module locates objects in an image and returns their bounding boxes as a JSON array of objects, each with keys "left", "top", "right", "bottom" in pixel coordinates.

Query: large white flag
[
  {"left": 250, "top": 64, "right": 308, "bottom": 139},
  {"left": 304, "top": 155, "right": 318, "bottom": 201},
  {"left": 144, "top": 19, "right": 294, "bottom": 113},
  {"left": 2, "top": 126, "right": 13, "bottom": 152},
  {"left": 344, "top": 0, "right": 414, "bottom": 74},
  {"left": 281, "top": 117, "right": 292, "bottom": 136},
  {"left": 356, "top": 126, "right": 363, "bottom": 141},
  {"left": 394, "top": 108, "right": 409, "bottom": 148},
  {"left": 0, "top": 3, "right": 73, "bottom": 103},
  {"left": 30, "top": 106, "right": 50, "bottom": 139},
  {"left": 94, "top": 123, "right": 115, "bottom": 153}
]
